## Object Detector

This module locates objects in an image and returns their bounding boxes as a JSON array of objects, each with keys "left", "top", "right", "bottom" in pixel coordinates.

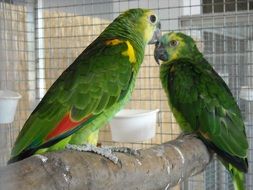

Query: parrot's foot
[
  {"left": 66, "top": 144, "right": 119, "bottom": 164},
  {"left": 105, "top": 146, "right": 140, "bottom": 157}
]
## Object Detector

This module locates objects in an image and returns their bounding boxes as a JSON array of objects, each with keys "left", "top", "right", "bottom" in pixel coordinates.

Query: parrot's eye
[
  {"left": 169, "top": 40, "right": 179, "bottom": 47},
  {"left": 149, "top": 14, "right": 157, "bottom": 23}
]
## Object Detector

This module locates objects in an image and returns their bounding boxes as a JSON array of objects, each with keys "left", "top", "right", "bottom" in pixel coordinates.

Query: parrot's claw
[{"left": 66, "top": 144, "right": 120, "bottom": 164}]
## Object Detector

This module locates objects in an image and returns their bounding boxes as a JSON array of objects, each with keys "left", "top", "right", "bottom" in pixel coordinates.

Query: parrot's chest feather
[
  {"left": 161, "top": 62, "right": 199, "bottom": 132},
  {"left": 171, "top": 107, "right": 194, "bottom": 132}
]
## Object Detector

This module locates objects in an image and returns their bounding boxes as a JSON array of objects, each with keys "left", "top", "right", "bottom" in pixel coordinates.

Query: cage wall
[
  {"left": 0, "top": 0, "right": 35, "bottom": 166},
  {"left": 0, "top": 0, "right": 252, "bottom": 190}
]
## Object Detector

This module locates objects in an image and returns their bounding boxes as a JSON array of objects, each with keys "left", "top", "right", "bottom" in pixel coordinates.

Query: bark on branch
[{"left": 0, "top": 136, "right": 211, "bottom": 190}]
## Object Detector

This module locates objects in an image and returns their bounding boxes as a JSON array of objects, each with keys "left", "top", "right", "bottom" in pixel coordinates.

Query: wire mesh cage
[{"left": 0, "top": 0, "right": 252, "bottom": 190}]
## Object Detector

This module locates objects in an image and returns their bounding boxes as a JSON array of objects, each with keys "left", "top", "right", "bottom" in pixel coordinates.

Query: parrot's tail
[
  {"left": 8, "top": 148, "right": 37, "bottom": 164},
  {"left": 229, "top": 164, "right": 246, "bottom": 190}
]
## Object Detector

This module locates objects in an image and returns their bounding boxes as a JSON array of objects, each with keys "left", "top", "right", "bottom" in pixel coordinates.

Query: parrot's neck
[
  {"left": 194, "top": 51, "right": 205, "bottom": 62},
  {"left": 179, "top": 51, "right": 205, "bottom": 68},
  {"left": 100, "top": 20, "right": 146, "bottom": 68}
]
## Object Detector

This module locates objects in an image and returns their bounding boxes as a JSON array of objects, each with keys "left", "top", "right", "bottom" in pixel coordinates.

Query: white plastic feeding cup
[
  {"left": 0, "top": 90, "right": 22, "bottom": 124},
  {"left": 240, "top": 86, "right": 253, "bottom": 101},
  {"left": 110, "top": 109, "right": 159, "bottom": 142}
]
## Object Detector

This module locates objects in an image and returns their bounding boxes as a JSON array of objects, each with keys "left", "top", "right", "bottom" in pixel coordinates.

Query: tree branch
[{"left": 0, "top": 136, "right": 211, "bottom": 190}]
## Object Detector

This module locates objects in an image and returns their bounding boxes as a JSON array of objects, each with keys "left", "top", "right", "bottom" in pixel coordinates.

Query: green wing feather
[
  {"left": 11, "top": 39, "right": 134, "bottom": 159},
  {"left": 160, "top": 58, "right": 248, "bottom": 170}
]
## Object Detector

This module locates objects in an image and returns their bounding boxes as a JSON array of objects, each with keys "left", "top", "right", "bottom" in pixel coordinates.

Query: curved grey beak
[
  {"left": 148, "top": 22, "right": 162, "bottom": 44},
  {"left": 154, "top": 41, "right": 168, "bottom": 65}
]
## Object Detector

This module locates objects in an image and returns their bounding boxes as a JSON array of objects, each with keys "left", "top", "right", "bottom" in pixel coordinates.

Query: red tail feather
[{"left": 46, "top": 113, "right": 92, "bottom": 140}]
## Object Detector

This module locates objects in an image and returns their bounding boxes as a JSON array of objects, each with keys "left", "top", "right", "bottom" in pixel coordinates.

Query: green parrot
[
  {"left": 8, "top": 8, "right": 161, "bottom": 164},
  {"left": 154, "top": 32, "right": 248, "bottom": 190}
]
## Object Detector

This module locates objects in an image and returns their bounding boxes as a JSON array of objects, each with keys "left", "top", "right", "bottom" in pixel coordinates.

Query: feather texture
[
  {"left": 158, "top": 32, "right": 248, "bottom": 190},
  {"left": 9, "top": 8, "right": 159, "bottom": 163}
]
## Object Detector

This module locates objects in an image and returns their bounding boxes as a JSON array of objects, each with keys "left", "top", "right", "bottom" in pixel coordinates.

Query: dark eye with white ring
[
  {"left": 149, "top": 14, "right": 157, "bottom": 23},
  {"left": 169, "top": 40, "right": 179, "bottom": 47}
]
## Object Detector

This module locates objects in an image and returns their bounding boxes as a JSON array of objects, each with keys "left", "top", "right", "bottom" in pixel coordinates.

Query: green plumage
[
  {"left": 156, "top": 32, "right": 248, "bottom": 190},
  {"left": 9, "top": 8, "right": 160, "bottom": 163}
]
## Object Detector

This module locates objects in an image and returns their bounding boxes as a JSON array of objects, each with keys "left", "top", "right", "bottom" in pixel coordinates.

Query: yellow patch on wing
[
  {"left": 122, "top": 40, "right": 136, "bottom": 64},
  {"left": 199, "top": 131, "right": 210, "bottom": 140},
  {"left": 105, "top": 39, "right": 136, "bottom": 64},
  {"left": 105, "top": 39, "right": 123, "bottom": 46}
]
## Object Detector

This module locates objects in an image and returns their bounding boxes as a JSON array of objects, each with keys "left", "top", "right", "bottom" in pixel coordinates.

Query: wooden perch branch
[{"left": 0, "top": 136, "right": 211, "bottom": 190}]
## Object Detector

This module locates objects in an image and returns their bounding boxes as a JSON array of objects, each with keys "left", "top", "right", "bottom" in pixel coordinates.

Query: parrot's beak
[
  {"left": 148, "top": 22, "right": 162, "bottom": 44},
  {"left": 154, "top": 41, "right": 168, "bottom": 65}
]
